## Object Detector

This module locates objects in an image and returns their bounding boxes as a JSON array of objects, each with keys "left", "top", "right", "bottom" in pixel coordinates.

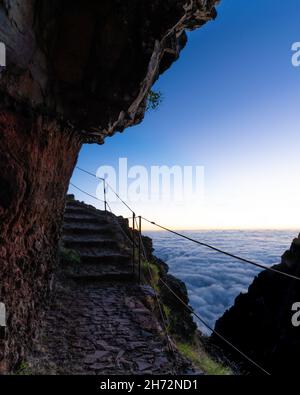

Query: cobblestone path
[{"left": 30, "top": 279, "right": 190, "bottom": 375}]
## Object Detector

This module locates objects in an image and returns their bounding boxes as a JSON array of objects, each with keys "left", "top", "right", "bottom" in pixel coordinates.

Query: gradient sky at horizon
[{"left": 70, "top": 0, "right": 300, "bottom": 230}]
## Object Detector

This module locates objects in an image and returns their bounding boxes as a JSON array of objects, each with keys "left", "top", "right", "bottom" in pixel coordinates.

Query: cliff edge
[{"left": 211, "top": 234, "right": 300, "bottom": 375}]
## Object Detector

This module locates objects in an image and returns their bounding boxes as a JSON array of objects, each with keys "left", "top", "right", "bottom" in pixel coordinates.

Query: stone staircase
[
  {"left": 61, "top": 197, "right": 134, "bottom": 282},
  {"left": 28, "top": 196, "right": 195, "bottom": 375}
]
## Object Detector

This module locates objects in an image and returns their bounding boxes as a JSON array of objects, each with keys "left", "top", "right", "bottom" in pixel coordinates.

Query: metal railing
[{"left": 70, "top": 166, "right": 300, "bottom": 375}]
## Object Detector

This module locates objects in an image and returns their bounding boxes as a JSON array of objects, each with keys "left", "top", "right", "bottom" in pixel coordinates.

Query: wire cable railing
[
  {"left": 73, "top": 166, "right": 300, "bottom": 282},
  {"left": 69, "top": 166, "right": 300, "bottom": 375},
  {"left": 69, "top": 183, "right": 105, "bottom": 203},
  {"left": 158, "top": 275, "right": 271, "bottom": 375},
  {"left": 135, "top": 218, "right": 271, "bottom": 375},
  {"left": 141, "top": 217, "right": 300, "bottom": 282},
  {"left": 135, "top": 217, "right": 176, "bottom": 356},
  {"left": 75, "top": 166, "right": 135, "bottom": 215}
]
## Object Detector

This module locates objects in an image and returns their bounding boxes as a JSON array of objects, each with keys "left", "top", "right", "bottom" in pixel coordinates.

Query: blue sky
[{"left": 70, "top": 0, "right": 300, "bottom": 230}]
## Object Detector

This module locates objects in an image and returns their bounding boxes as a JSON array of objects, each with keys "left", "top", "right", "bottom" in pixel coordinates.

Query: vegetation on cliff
[{"left": 137, "top": 234, "right": 232, "bottom": 374}]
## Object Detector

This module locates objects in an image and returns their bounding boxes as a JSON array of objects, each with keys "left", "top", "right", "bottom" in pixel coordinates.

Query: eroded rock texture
[
  {"left": 0, "top": 110, "right": 81, "bottom": 372},
  {"left": 0, "top": 0, "right": 218, "bottom": 372},
  {"left": 211, "top": 235, "right": 300, "bottom": 375}
]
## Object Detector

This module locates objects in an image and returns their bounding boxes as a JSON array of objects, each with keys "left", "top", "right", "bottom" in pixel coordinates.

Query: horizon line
[{"left": 143, "top": 227, "right": 300, "bottom": 232}]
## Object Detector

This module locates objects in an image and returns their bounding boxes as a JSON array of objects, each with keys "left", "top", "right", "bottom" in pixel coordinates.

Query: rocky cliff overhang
[
  {"left": 0, "top": 0, "right": 218, "bottom": 143},
  {"left": 0, "top": 1, "right": 219, "bottom": 372}
]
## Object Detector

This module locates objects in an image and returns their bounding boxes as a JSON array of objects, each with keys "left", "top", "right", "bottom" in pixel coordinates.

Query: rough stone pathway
[
  {"left": 28, "top": 198, "right": 192, "bottom": 375},
  {"left": 30, "top": 279, "right": 191, "bottom": 375}
]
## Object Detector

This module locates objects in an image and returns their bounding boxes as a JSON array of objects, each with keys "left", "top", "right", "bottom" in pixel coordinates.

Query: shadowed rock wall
[
  {"left": 211, "top": 235, "right": 300, "bottom": 375},
  {"left": 0, "top": 0, "right": 218, "bottom": 372},
  {"left": 0, "top": 110, "right": 81, "bottom": 371}
]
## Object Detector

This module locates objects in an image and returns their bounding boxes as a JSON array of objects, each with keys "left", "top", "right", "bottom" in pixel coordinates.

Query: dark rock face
[
  {"left": 0, "top": 110, "right": 81, "bottom": 372},
  {"left": 211, "top": 234, "right": 300, "bottom": 375},
  {"left": 1, "top": 0, "right": 218, "bottom": 142},
  {"left": 0, "top": 0, "right": 218, "bottom": 373}
]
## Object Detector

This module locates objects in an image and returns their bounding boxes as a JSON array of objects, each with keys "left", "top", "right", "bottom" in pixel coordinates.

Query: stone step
[
  {"left": 62, "top": 223, "right": 115, "bottom": 236},
  {"left": 65, "top": 241, "right": 121, "bottom": 252},
  {"left": 64, "top": 214, "right": 108, "bottom": 225},
  {"left": 64, "top": 211, "right": 99, "bottom": 219},
  {"left": 64, "top": 261, "right": 133, "bottom": 276},
  {"left": 80, "top": 252, "right": 132, "bottom": 265},
  {"left": 66, "top": 200, "right": 105, "bottom": 209},
  {"left": 65, "top": 202, "right": 92, "bottom": 211},
  {"left": 63, "top": 237, "right": 120, "bottom": 250},
  {"left": 62, "top": 233, "right": 117, "bottom": 242},
  {"left": 65, "top": 204, "right": 106, "bottom": 216},
  {"left": 68, "top": 272, "right": 135, "bottom": 283},
  {"left": 64, "top": 259, "right": 134, "bottom": 281}
]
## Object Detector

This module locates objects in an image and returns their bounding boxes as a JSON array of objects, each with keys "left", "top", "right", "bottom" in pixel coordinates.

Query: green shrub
[
  {"left": 15, "top": 361, "right": 33, "bottom": 375},
  {"left": 141, "top": 260, "right": 161, "bottom": 291}
]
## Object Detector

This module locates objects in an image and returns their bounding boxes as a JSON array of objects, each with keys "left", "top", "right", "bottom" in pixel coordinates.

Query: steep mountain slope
[{"left": 211, "top": 234, "right": 300, "bottom": 375}]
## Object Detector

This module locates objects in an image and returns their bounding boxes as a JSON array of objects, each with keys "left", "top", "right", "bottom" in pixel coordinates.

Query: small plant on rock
[
  {"left": 59, "top": 246, "right": 81, "bottom": 264},
  {"left": 147, "top": 90, "right": 163, "bottom": 111}
]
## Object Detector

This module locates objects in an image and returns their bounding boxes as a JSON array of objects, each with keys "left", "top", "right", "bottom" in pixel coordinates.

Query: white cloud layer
[{"left": 146, "top": 230, "right": 296, "bottom": 334}]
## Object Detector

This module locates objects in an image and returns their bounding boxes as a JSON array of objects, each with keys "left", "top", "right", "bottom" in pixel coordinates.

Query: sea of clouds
[{"left": 145, "top": 229, "right": 297, "bottom": 334}]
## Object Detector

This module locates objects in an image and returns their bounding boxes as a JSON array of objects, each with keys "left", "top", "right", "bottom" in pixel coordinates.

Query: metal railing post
[
  {"left": 132, "top": 213, "right": 136, "bottom": 274},
  {"left": 138, "top": 216, "right": 142, "bottom": 284},
  {"left": 103, "top": 180, "right": 107, "bottom": 212}
]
